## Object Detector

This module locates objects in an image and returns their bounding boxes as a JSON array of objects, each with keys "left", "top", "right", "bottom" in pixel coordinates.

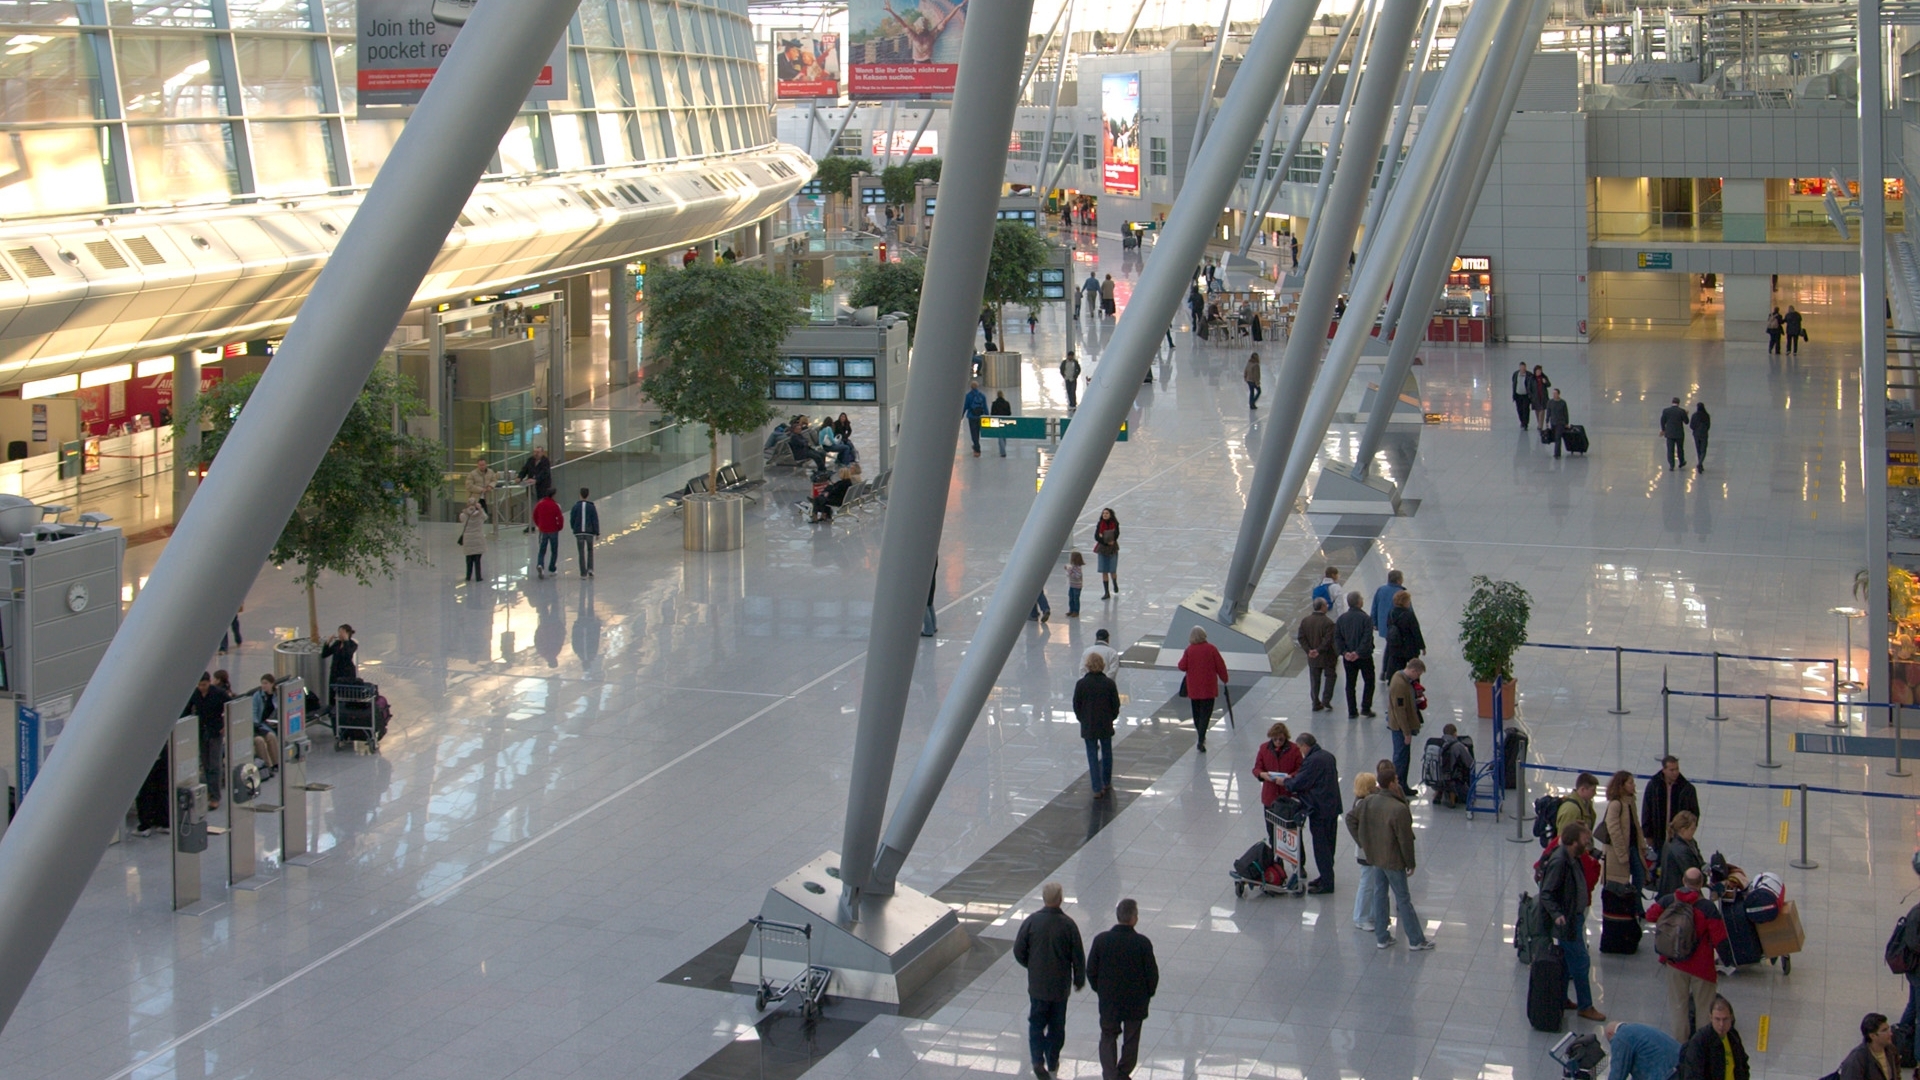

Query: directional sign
[{"left": 979, "top": 416, "right": 1049, "bottom": 439}]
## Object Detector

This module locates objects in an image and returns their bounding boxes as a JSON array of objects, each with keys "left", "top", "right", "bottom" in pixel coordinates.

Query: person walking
[
  {"left": 1512, "top": 361, "right": 1535, "bottom": 429},
  {"left": 1893, "top": 857, "right": 1920, "bottom": 1071},
  {"left": 1347, "top": 761, "right": 1436, "bottom": 951},
  {"left": 1655, "top": 810, "right": 1705, "bottom": 897},
  {"left": 1783, "top": 305, "right": 1804, "bottom": 355},
  {"left": 1082, "top": 271, "right": 1101, "bottom": 320},
  {"left": 1546, "top": 389, "right": 1571, "bottom": 459},
  {"left": 1061, "top": 351, "right": 1081, "bottom": 410},
  {"left": 1297, "top": 598, "right": 1338, "bottom": 712},
  {"left": 1382, "top": 590, "right": 1425, "bottom": 679},
  {"left": 1244, "top": 352, "right": 1263, "bottom": 409},
  {"left": 1646, "top": 867, "right": 1727, "bottom": 1041},
  {"left": 1087, "top": 898, "right": 1158, "bottom": 1080},
  {"left": 568, "top": 488, "right": 599, "bottom": 577},
  {"left": 1336, "top": 590, "right": 1377, "bottom": 719},
  {"left": 459, "top": 497, "right": 488, "bottom": 582},
  {"left": 1529, "top": 365, "right": 1552, "bottom": 430},
  {"left": 465, "top": 458, "right": 497, "bottom": 522},
  {"left": 1176, "top": 627, "right": 1229, "bottom": 752},
  {"left": 532, "top": 490, "right": 564, "bottom": 578},
  {"left": 964, "top": 382, "right": 989, "bottom": 457},
  {"left": 1642, "top": 755, "right": 1701, "bottom": 853},
  {"left": 1385, "top": 658, "right": 1426, "bottom": 787},
  {"left": 1605, "top": 1022, "right": 1684, "bottom": 1080},
  {"left": 1766, "top": 308, "right": 1784, "bottom": 355},
  {"left": 1348, "top": 772, "right": 1379, "bottom": 930},
  {"left": 1837, "top": 1013, "right": 1900, "bottom": 1080},
  {"left": 1099, "top": 273, "right": 1117, "bottom": 318},
  {"left": 1074, "top": 655, "right": 1120, "bottom": 799},
  {"left": 1066, "top": 551, "right": 1084, "bottom": 617},
  {"left": 1029, "top": 589, "right": 1051, "bottom": 623},
  {"left": 1013, "top": 882, "right": 1086, "bottom": 1080},
  {"left": 1311, "top": 566, "right": 1342, "bottom": 611},
  {"left": 1677, "top": 996, "right": 1750, "bottom": 1080},
  {"left": 1660, "top": 397, "right": 1690, "bottom": 471},
  {"left": 1558, "top": 772, "right": 1600, "bottom": 840},
  {"left": 1690, "top": 402, "right": 1711, "bottom": 473},
  {"left": 1541, "top": 820, "right": 1606, "bottom": 1021},
  {"left": 991, "top": 390, "right": 1014, "bottom": 457},
  {"left": 923, "top": 560, "right": 938, "bottom": 637},
  {"left": 1083, "top": 628, "right": 1120, "bottom": 681},
  {"left": 1603, "top": 770, "right": 1651, "bottom": 895},
  {"left": 1093, "top": 508, "right": 1120, "bottom": 597},
  {"left": 1289, "top": 732, "right": 1342, "bottom": 894},
  {"left": 1371, "top": 569, "right": 1405, "bottom": 637}
]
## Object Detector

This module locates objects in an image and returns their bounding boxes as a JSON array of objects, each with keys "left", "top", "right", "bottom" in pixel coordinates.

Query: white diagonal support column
[{"left": 1238, "top": 1, "right": 1364, "bottom": 259}]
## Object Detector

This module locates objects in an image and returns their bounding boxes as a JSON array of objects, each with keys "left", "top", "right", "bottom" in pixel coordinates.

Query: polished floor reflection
[{"left": 0, "top": 235, "right": 1903, "bottom": 1080}]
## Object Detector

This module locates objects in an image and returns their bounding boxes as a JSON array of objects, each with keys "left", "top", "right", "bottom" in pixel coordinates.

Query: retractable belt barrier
[{"left": 1522, "top": 641, "right": 1840, "bottom": 720}]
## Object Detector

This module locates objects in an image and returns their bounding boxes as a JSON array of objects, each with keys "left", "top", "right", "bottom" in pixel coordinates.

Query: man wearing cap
[{"left": 777, "top": 39, "right": 805, "bottom": 81}]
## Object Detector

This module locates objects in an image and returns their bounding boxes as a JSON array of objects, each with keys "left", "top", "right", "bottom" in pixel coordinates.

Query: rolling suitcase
[
  {"left": 1527, "top": 943, "right": 1567, "bottom": 1032},
  {"left": 1562, "top": 426, "right": 1589, "bottom": 454},
  {"left": 1600, "top": 886, "right": 1642, "bottom": 954}
]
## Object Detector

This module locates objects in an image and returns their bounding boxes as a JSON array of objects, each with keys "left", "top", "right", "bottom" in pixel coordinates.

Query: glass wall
[{"left": 0, "top": 0, "right": 773, "bottom": 219}]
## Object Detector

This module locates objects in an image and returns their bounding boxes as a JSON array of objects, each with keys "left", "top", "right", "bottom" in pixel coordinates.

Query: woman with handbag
[
  {"left": 1602, "top": 770, "right": 1649, "bottom": 894},
  {"left": 1093, "top": 508, "right": 1121, "bottom": 598},
  {"left": 1176, "top": 627, "right": 1229, "bottom": 753}
]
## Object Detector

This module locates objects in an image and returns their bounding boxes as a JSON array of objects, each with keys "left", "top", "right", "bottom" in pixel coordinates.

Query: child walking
[{"left": 1067, "top": 551, "right": 1085, "bottom": 616}]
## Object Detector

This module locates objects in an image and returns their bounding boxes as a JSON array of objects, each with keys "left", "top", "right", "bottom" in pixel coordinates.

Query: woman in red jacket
[
  {"left": 1253, "top": 721, "right": 1302, "bottom": 807},
  {"left": 1177, "top": 627, "right": 1230, "bottom": 752}
]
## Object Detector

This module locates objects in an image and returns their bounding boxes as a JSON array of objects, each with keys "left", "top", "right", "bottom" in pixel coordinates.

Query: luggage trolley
[
  {"left": 746, "top": 916, "right": 832, "bottom": 1018},
  {"left": 331, "top": 682, "right": 383, "bottom": 752},
  {"left": 1230, "top": 798, "right": 1308, "bottom": 898}
]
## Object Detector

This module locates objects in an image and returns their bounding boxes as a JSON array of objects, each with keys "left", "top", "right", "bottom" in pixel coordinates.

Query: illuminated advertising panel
[{"left": 1102, "top": 72, "right": 1141, "bottom": 196}]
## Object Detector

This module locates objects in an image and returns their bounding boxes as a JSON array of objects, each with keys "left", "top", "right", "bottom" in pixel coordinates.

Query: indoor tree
[
  {"left": 1458, "top": 574, "right": 1532, "bottom": 712},
  {"left": 982, "top": 220, "right": 1050, "bottom": 344},
  {"left": 640, "top": 261, "right": 806, "bottom": 496},
  {"left": 813, "top": 156, "right": 867, "bottom": 199},
  {"left": 179, "top": 367, "right": 444, "bottom": 641},
  {"left": 849, "top": 256, "right": 926, "bottom": 339}
]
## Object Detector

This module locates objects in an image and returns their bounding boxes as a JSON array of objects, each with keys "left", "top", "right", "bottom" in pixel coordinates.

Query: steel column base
[
  {"left": 1308, "top": 467, "right": 1401, "bottom": 516},
  {"left": 176, "top": 899, "right": 226, "bottom": 918},
  {"left": 231, "top": 874, "right": 278, "bottom": 892},
  {"left": 735, "top": 852, "right": 969, "bottom": 1007},
  {"left": 1356, "top": 377, "right": 1425, "bottom": 427},
  {"left": 1164, "top": 590, "right": 1291, "bottom": 673}
]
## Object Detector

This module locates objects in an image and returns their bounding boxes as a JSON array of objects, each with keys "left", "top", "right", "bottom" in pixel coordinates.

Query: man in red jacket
[
  {"left": 532, "top": 493, "right": 563, "bottom": 579},
  {"left": 1645, "top": 867, "right": 1727, "bottom": 1041}
]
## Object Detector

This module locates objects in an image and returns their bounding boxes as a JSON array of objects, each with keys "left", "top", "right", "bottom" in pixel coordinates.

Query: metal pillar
[
  {"left": 879, "top": 100, "right": 899, "bottom": 167},
  {"left": 1298, "top": 0, "right": 1380, "bottom": 273},
  {"left": 1035, "top": 0, "right": 1076, "bottom": 186},
  {"left": 1045, "top": 124, "right": 1081, "bottom": 193},
  {"left": 607, "top": 264, "right": 633, "bottom": 388},
  {"left": 1217, "top": 0, "right": 1425, "bottom": 623},
  {"left": 823, "top": 106, "right": 859, "bottom": 163},
  {"left": 1018, "top": 0, "right": 1072, "bottom": 100},
  {"left": 1245, "top": 0, "right": 1516, "bottom": 590},
  {"left": 1187, "top": 0, "right": 1238, "bottom": 178},
  {"left": 1238, "top": 2, "right": 1364, "bottom": 258},
  {"left": 1241, "top": 73, "right": 1292, "bottom": 245},
  {"left": 545, "top": 296, "right": 567, "bottom": 464},
  {"left": 866, "top": 0, "right": 1320, "bottom": 892},
  {"left": 902, "top": 107, "right": 936, "bottom": 162},
  {"left": 837, "top": 0, "right": 1035, "bottom": 911},
  {"left": 171, "top": 350, "right": 200, "bottom": 521},
  {"left": 1359, "top": 0, "right": 1444, "bottom": 268},
  {"left": 1348, "top": 0, "right": 1551, "bottom": 476},
  {"left": 1863, "top": 0, "right": 1892, "bottom": 709},
  {"left": 0, "top": 0, "right": 580, "bottom": 1031}
]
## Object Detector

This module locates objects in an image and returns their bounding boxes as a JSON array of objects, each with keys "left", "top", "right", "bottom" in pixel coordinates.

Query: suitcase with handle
[
  {"left": 1561, "top": 426, "right": 1589, "bottom": 454},
  {"left": 1527, "top": 943, "right": 1567, "bottom": 1032},
  {"left": 1600, "top": 886, "right": 1642, "bottom": 954}
]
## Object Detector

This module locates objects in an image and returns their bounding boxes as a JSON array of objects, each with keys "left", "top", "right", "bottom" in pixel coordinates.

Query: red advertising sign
[{"left": 774, "top": 32, "right": 841, "bottom": 100}]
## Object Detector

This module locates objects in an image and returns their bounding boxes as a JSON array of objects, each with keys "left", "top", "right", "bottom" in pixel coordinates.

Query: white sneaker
[
  {"left": 1409, "top": 940, "right": 1436, "bottom": 951},
  {"left": 1376, "top": 940, "right": 1394, "bottom": 949},
  {"left": 1353, "top": 921, "right": 1375, "bottom": 932}
]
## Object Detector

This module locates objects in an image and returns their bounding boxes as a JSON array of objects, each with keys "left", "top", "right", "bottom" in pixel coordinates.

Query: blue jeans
[
  {"left": 1030, "top": 592, "right": 1050, "bottom": 619},
  {"left": 1391, "top": 729, "right": 1411, "bottom": 793},
  {"left": 536, "top": 532, "right": 559, "bottom": 571},
  {"left": 1085, "top": 737, "right": 1113, "bottom": 794},
  {"left": 1028, "top": 997, "right": 1067, "bottom": 1070},
  {"left": 922, "top": 605, "right": 937, "bottom": 636},
  {"left": 1352, "top": 866, "right": 1377, "bottom": 924},
  {"left": 1562, "top": 927, "right": 1594, "bottom": 1008},
  {"left": 1369, "top": 866, "right": 1429, "bottom": 946},
  {"left": 1068, "top": 586, "right": 1081, "bottom": 615},
  {"left": 1902, "top": 973, "right": 1919, "bottom": 1061}
]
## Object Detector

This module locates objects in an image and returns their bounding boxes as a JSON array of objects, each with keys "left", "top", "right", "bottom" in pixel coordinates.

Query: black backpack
[
  {"left": 1532, "top": 794, "right": 1567, "bottom": 847},
  {"left": 1887, "top": 910, "right": 1920, "bottom": 975}
]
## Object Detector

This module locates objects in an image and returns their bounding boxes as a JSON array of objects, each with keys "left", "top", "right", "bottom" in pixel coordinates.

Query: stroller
[{"left": 1231, "top": 798, "right": 1308, "bottom": 898}]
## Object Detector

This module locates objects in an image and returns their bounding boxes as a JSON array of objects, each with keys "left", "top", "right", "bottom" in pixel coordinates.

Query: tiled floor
[{"left": 0, "top": 233, "right": 1910, "bottom": 1080}]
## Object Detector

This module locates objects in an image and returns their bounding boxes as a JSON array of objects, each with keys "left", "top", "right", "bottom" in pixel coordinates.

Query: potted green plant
[
  {"left": 640, "top": 260, "right": 805, "bottom": 551},
  {"left": 1458, "top": 575, "right": 1532, "bottom": 719}
]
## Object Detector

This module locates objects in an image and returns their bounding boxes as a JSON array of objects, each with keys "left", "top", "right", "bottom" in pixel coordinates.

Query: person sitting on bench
[
  {"left": 810, "top": 467, "right": 857, "bottom": 522},
  {"left": 787, "top": 418, "right": 828, "bottom": 471}
]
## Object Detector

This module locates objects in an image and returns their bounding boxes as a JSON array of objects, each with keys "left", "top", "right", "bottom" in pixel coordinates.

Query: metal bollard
[
  {"left": 1607, "top": 645, "right": 1630, "bottom": 715},
  {"left": 1706, "top": 651, "right": 1727, "bottom": 721},
  {"left": 1789, "top": 784, "right": 1819, "bottom": 869},
  {"left": 1508, "top": 757, "right": 1530, "bottom": 844},
  {"left": 1829, "top": 689, "right": 1847, "bottom": 729},
  {"left": 1893, "top": 705, "right": 1911, "bottom": 778},
  {"left": 1661, "top": 666, "right": 1671, "bottom": 761},
  {"left": 1756, "top": 694, "right": 1781, "bottom": 769}
]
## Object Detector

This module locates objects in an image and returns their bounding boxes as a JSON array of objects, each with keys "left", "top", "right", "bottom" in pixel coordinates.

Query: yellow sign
[
  {"left": 1756, "top": 1014, "right": 1770, "bottom": 1053},
  {"left": 497, "top": 420, "right": 515, "bottom": 436}
]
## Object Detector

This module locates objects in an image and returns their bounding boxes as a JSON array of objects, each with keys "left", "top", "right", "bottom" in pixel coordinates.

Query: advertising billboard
[
  {"left": 1101, "top": 72, "right": 1141, "bottom": 196},
  {"left": 773, "top": 31, "right": 841, "bottom": 99},
  {"left": 357, "top": 0, "right": 566, "bottom": 111},
  {"left": 848, "top": 0, "right": 967, "bottom": 98},
  {"left": 870, "top": 128, "right": 939, "bottom": 158}
]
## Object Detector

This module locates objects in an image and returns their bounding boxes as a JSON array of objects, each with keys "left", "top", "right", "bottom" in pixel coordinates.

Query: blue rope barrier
[
  {"left": 1662, "top": 688, "right": 1896, "bottom": 711},
  {"left": 1522, "top": 641, "right": 1837, "bottom": 666},
  {"left": 1525, "top": 762, "right": 1920, "bottom": 802}
]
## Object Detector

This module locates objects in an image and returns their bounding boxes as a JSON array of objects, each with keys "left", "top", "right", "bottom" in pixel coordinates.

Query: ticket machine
[
  {"left": 169, "top": 716, "right": 217, "bottom": 914},
  {"left": 278, "top": 677, "right": 322, "bottom": 865},
  {"left": 225, "top": 696, "right": 275, "bottom": 890}
]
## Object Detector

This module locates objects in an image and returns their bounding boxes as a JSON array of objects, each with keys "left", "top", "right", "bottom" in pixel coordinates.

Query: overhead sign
[
  {"left": 357, "top": 0, "right": 567, "bottom": 111},
  {"left": 848, "top": 0, "right": 966, "bottom": 98},
  {"left": 1453, "top": 256, "right": 1491, "bottom": 272},
  {"left": 871, "top": 128, "right": 938, "bottom": 158},
  {"left": 1636, "top": 251, "right": 1673, "bottom": 270},
  {"left": 1102, "top": 73, "right": 1141, "bottom": 196},
  {"left": 773, "top": 31, "right": 841, "bottom": 100},
  {"left": 979, "top": 416, "right": 1048, "bottom": 440}
]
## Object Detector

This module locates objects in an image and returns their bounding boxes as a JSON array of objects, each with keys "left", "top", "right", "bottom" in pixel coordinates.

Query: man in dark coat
[
  {"left": 1541, "top": 821, "right": 1603, "bottom": 1021},
  {"left": 1678, "top": 995, "right": 1751, "bottom": 1080},
  {"left": 517, "top": 445, "right": 554, "bottom": 501},
  {"left": 183, "top": 672, "right": 230, "bottom": 810},
  {"left": 1511, "top": 361, "right": 1535, "bottom": 429},
  {"left": 1296, "top": 598, "right": 1338, "bottom": 712},
  {"left": 1087, "top": 898, "right": 1158, "bottom": 1080},
  {"left": 1073, "top": 656, "right": 1121, "bottom": 798},
  {"left": 1641, "top": 755, "right": 1701, "bottom": 853},
  {"left": 1335, "top": 590, "right": 1376, "bottom": 719},
  {"left": 1014, "top": 882, "right": 1085, "bottom": 1080},
  {"left": 1546, "top": 389, "right": 1571, "bottom": 458},
  {"left": 1659, "top": 397, "right": 1690, "bottom": 471},
  {"left": 1288, "top": 733, "right": 1341, "bottom": 893}
]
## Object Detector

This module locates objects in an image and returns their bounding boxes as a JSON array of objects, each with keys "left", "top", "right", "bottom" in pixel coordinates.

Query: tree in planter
[
  {"left": 640, "top": 261, "right": 806, "bottom": 496},
  {"left": 179, "top": 367, "right": 444, "bottom": 641},
  {"left": 909, "top": 157, "right": 942, "bottom": 184},
  {"left": 982, "top": 221, "right": 1049, "bottom": 348},
  {"left": 880, "top": 164, "right": 918, "bottom": 209},
  {"left": 814, "top": 156, "right": 867, "bottom": 199},
  {"left": 1458, "top": 575, "right": 1532, "bottom": 686},
  {"left": 850, "top": 256, "right": 925, "bottom": 339}
]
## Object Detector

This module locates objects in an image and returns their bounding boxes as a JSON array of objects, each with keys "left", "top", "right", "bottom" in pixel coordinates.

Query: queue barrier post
[
  {"left": 1706, "top": 651, "right": 1728, "bottom": 721},
  {"left": 1893, "top": 705, "right": 1911, "bottom": 779},
  {"left": 1829, "top": 681, "right": 1847, "bottom": 729},
  {"left": 1661, "top": 666, "right": 1671, "bottom": 761},
  {"left": 1607, "top": 645, "right": 1629, "bottom": 715},
  {"left": 1789, "top": 783, "right": 1819, "bottom": 869},
  {"left": 1508, "top": 756, "right": 1530, "bottom": 843},
  {"left": 1757, "top": 693, "right": 1780, "bottom": 769}
]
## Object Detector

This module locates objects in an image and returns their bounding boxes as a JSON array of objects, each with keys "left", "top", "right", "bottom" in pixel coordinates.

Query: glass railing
[
  {"left": 440, "top": 416, "right": 709, "bottom": 522},
  {"left": 1588, "top": 208, "right": 1905, "bottom": 244}
]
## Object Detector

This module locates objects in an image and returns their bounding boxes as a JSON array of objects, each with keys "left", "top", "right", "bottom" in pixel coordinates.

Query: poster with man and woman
[{"left": 773, "top": 32, "right": 841, "bottom": 99}]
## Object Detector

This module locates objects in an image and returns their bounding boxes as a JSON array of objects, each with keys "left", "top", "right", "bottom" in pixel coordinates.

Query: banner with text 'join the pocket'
[{"left": 357, "top": 0, "right": 568, "bottom": 112}]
